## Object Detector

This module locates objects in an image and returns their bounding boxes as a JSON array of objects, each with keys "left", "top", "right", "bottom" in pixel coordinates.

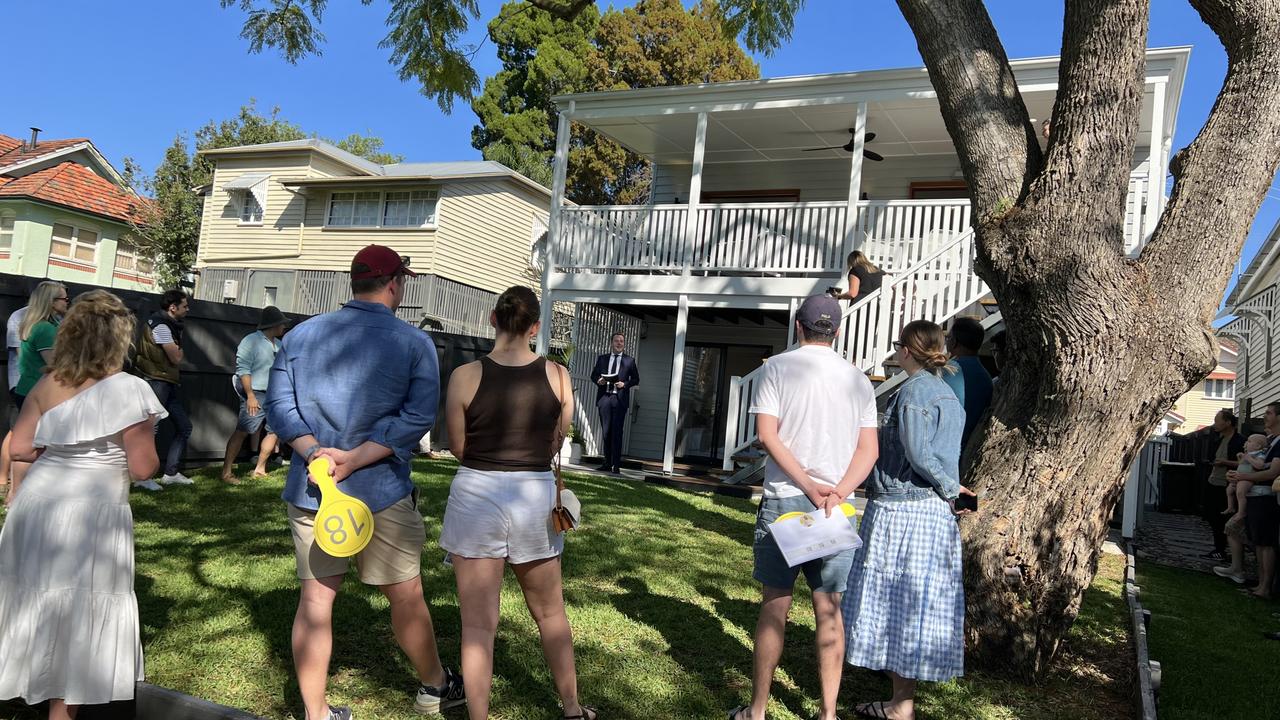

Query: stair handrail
[{"left": 721, "top": 226, "right": 981, "bottom": 469}]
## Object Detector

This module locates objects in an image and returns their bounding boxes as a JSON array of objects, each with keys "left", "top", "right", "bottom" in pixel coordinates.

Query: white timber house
[
  {"left": 537, "top": 47, "right": 1191, "bottom": 475},
  {"left": 1221, "top": 215, "right": 1280, "bottom": 423}
]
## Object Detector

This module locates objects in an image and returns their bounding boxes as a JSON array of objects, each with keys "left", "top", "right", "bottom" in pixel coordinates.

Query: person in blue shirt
[
  {"left": 219, "top": 305, "right": 287, "bottom": 484},
  {"left": 941, "top": 317, "right": 994, "bottom": 449},
  {"left": 267, "top": 245, "right": 465, "bottom": 720}
]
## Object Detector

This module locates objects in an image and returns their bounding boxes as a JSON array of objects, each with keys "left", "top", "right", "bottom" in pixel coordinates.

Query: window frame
[
  {"left": 115, "top": 237, "right": 154, "bottom": 276},
  {"left": 0, "top": 211, "right": 14, "bottom": 250},
  {"left": 238, "top": 189, "right": 264, "bottom": 225},
  {"left": 1204, "top": 378, "right": 1235, "bottom": 400},
  {"left": 325, "top": 188, "right": 440, "bottom": 229},
  {"left": 50, "top": 221, "right": 100, "bottom": 266}
]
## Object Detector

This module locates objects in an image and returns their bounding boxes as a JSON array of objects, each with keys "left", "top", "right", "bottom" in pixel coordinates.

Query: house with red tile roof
[{"left": 0, "top": 129, "right": 156, "bottom": 290}]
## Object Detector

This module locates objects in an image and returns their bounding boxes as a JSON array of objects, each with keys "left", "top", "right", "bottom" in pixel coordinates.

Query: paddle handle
[{"left": 308, "top": 457, "right": 337, "bottom": 495}]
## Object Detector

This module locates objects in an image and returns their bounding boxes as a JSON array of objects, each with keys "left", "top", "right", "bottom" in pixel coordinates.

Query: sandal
[
  {"left": 854, "top": 702, "right": 891, "bottom": 719},
  {"left": 564, "top": 706, "right": 598, "bottom": 720},
  {"left": 727, "top": 706, "right": 750, "bottom": 720}
]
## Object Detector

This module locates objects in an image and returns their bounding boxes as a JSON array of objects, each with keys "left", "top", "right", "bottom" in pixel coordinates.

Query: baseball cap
[
  {"left": 796, "top": 294, "right": 841, "bottom": 333},
  {"left": 257, "top": 305, "right": 289, "bottom": 330},
  {"left": 351, "top": 244, "right": 417, "bottom": 280}
]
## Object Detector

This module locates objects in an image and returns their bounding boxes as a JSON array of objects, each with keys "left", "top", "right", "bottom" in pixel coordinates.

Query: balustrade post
[{"left": 722, "top": 376, "right": 742, "bottom": 471}]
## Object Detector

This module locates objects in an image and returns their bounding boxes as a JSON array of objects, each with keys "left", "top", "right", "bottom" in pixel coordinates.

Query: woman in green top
[{"left": 15, "top": 281, "right": 68, "bottom": 403}]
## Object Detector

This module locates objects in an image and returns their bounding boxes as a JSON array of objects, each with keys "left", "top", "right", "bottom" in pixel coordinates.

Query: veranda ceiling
[{"left": 576, "top": 88, "right": 1159, "bottom": 165}]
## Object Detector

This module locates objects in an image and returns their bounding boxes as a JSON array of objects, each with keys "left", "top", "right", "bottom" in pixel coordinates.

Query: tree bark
[{"left": 897, "top": 0, "right": 1280, "bottom": 676}]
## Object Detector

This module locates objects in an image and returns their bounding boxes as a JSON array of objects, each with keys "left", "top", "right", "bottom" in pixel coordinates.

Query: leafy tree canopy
[
  {"left": 222, "top": 0, "right": 800, "bottom": 112},
  {"left": 472, "top": 0, "right": 758, "bottom": 204}
]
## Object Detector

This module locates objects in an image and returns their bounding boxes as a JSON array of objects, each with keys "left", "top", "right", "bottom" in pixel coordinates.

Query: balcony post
[
  {"left": 538, "top": 100, "right": 574, "bottom": 355},
  {"left": 1143, "top": 80, "right": 1167, "bottom": 244},
  {"left": 683, "top": 112, "right": 709, "bottom": 276},
  {"left": 842, "top": 102, "right": 869, "bottom": 264},
  {"left": 663, "top": 294, "right": 690, "bottom": 473}
]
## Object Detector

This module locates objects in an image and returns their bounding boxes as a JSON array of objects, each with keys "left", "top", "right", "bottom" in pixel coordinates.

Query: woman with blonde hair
[
  {"left": 837, "top": 251, "right": 886, "bottom": 304},
  {"left": 0, "top": 290, "right": 166, "bottom": 720},
  {"left": 15, "top": 281, "right": 67, "bottom": 405},
  {"left": 842, "top": 320, "right": 975, "bottom": 720},
  {"left": 7, "top": 282, "right": 68, "bottom": 503},
  {"left": 440, "top": 285, "right": 597, "bottom": 720}
]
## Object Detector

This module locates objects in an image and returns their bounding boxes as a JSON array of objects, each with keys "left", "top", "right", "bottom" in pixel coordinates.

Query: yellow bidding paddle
[
  {"left": 309, "top": 457, "right": 375, "bottom": 558},
  {"left": 777, "top": 502, "right": 858, "bottom": 524}
]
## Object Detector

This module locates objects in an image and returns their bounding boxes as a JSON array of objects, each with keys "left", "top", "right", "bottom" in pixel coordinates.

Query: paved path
[{"left": 1134, "top": 510, "right": 1238, "bottom": 574}]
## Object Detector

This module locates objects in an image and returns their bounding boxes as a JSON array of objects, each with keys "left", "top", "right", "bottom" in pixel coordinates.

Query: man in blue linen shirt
[{"left": 267, "top": 244, "right": 465, "bottom": 720}]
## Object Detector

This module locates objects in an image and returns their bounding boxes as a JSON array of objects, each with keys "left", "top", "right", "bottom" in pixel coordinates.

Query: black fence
[{"left": 0, "top": 274, "right": 493, "bottom": 466}]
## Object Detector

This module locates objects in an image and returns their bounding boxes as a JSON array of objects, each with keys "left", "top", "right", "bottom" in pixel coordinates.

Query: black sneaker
[
  {"left": 414, "top": 666, "right": 466, "bottom": 714},
  {"left": 327, "top": 707, "right": 352, "bottom": 720},
  {"left": 1202, "top": 549, "right": 1228, "bottom": 561}
]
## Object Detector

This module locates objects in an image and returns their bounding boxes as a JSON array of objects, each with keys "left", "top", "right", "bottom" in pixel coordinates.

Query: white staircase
[{"left": 720, "top": 228, "right": 991, "bottom": 471}]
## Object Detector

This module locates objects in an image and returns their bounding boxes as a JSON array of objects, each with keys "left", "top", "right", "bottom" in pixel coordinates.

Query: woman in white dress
[{"left": 0, "top": 289, "right": 166, "bottom": 720}]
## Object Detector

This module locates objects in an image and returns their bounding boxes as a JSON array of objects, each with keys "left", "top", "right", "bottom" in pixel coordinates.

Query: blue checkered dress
[{"left": 841, "top": 496, "right": 964, "bottom": 682}]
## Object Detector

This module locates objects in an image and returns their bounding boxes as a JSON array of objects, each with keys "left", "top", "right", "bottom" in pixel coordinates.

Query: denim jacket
[{"left": 866, "top": 370, "right": 965, "bottom": 502}]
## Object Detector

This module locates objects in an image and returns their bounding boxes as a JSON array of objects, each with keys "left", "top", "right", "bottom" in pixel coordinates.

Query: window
[
  {"left": 51, "top": 223, "right": 99, "bottom": 264},
  {"left": 1204, "top": 378, "right": 1235, "bottom": 400},
  {"left": 240, "top": 191, "right": 264, "bottom": 224},
  {"left": 116, "top": 238, "right": 154, "bottom": 275},
  {"left": 0, "top": 213, "right": 13, "bottom": 249},
  {"left": 263, "top": 286, "right": 277, "bottom": 307},
  {"left": 327, "top": 189, "right": 439, "bottom": 228}
]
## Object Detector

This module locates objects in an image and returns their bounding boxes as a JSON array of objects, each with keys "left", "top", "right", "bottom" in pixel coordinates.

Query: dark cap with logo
[
  {"left": 351, "top": 244, "right": 417, "bottom": 280},
  {"left": 796, "top": 294, "right": 841, "bottom": 334}
]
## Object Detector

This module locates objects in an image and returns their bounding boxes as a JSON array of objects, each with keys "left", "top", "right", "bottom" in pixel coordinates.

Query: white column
[
  {"left": 683, "top": 112, "right": 709, "bottom": 275},
  {"left": 842, "top": 102, "right": 869, "bottom": 261},
  {"left": 786, "top": 296, "right": 799, "bottom": 346},
  {"left": 1121, "top": 449, "right": 1142, "bottom": 539},
  {"left": 663, "top": 294, "right": 690, "bottom": 473},
  {"left": 538, "top": 101, "right": 574, "bottom": 355},
  {"left": 1143, "top": 81, "right": 1166, "bottom": 243}
]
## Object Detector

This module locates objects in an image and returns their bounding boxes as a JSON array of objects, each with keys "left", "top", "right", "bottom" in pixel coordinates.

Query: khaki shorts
[{"left": 287, "top": 490, "right": 426, "bottom": 585}]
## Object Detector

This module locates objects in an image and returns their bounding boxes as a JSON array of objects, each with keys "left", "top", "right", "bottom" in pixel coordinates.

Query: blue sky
[{"left": 3, "top": 0, "right": 1276, "bottom": 305}]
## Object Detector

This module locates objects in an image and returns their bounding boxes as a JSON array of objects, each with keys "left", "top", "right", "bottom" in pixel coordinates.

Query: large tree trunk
[{"left": 897, "top": 0, "right": 1280, "bottom": 676}]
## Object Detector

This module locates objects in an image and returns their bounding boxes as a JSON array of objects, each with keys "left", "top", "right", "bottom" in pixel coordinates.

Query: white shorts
[{"left": 439, "top": 466, "right": 564, "bottom": 564}]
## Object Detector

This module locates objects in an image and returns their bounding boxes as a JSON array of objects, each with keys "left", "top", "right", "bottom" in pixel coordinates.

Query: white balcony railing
[{"left": 552, "top": 199, "right": 973, "bottom": 276}]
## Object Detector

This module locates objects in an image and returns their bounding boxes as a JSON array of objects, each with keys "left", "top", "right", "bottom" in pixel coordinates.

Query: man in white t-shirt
[{"left": 729, "top": 294, "right": 879, "bottom": 720}]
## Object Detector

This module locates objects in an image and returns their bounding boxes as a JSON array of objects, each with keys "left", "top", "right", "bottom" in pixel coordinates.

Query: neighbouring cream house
[
  {"left": 1162, "top": 340, "right": 1237, "bottom": 433},
  {"left": 193, "top": 139, "right": 553, "bottom": 335},
  {"left": 0, "top": 130, "right": 155, "bottom": 291}
]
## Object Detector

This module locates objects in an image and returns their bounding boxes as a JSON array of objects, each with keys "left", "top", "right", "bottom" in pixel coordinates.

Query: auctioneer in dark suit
[{"left": 590, "top": 350, "right": 640, "bottom": 472}]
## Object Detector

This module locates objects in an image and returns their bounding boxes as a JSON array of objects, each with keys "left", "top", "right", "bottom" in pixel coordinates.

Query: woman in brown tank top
[{"left": 438, "top": 286, "right": 597, "bottom": 720}]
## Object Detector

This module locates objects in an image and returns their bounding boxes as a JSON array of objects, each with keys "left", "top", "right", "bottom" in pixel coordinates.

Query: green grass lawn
[
  {"left": 2, "top": 458, "right": 1133, "bottom": 719},
  {"left": 1136, "top": 561, "right": 1280, "bottom": 720}
]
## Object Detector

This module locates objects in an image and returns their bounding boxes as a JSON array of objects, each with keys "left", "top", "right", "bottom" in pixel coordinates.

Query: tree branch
[
  {"left": 524, "top": 0, "right": 596, "bottom": 20},
  {"left": 1030, "top": 0, "right": 1150, "bottom": 255},
  {"left": 1140, "top": 0, "right": 1280, "bottom": 317},
  {"left": 895, "top": 0, "right": 1042, "bottom": 221}
]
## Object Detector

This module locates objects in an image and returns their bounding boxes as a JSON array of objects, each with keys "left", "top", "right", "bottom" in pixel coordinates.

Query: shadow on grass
[{"left": 0, "top": 458, "right": 1137, "bottom": 720}]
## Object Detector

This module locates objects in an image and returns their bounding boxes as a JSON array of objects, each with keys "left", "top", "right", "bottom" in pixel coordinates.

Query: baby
[{"left": 1226, "top": 433, "right": 1270, "bottom": 522}]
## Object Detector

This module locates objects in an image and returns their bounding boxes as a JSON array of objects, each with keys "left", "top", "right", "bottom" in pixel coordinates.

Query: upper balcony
[{"left": 539, "top": 48, "right": 1188, "bottom": 310}]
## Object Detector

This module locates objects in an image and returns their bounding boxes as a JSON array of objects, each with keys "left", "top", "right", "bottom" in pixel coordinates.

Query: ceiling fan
[{"left": 803, "top": 128, "right": 884, "bottom": 161}]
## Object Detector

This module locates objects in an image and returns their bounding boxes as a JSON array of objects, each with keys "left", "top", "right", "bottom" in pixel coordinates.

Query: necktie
[{"left": 609, "top": 354, "right": 620, "bottom": 393}]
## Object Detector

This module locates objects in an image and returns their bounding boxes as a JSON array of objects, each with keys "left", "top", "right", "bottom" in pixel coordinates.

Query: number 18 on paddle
[{"left": 308, "top": 457, "right": 375, "bottom": 558}]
